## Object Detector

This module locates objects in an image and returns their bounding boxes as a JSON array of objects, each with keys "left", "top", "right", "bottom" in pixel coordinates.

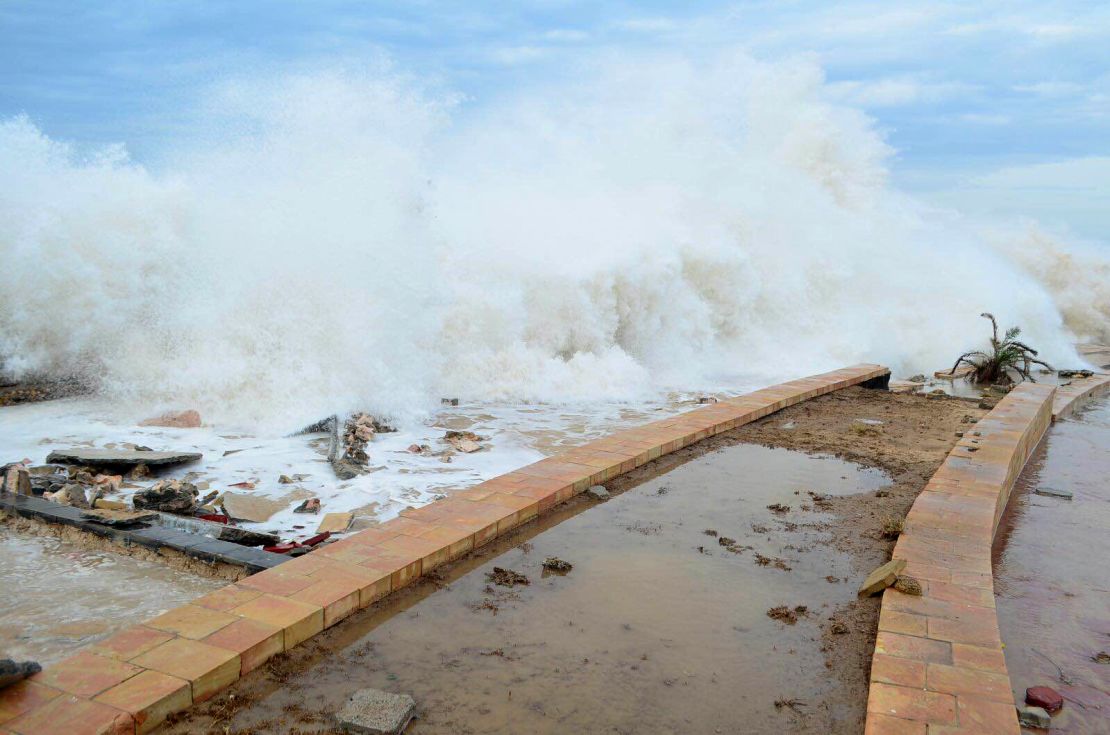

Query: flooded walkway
[
  {"left": 994, "top": 396, "right": 1110, "bottom": 733},
  {"left": 0, "top": 526, "right": 223, "bottom": 666},
  {"left": 168, "top": 444, "right": 890, "bottom": 734}
]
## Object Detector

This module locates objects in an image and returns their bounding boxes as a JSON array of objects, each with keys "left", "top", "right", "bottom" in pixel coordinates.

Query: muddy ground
[{"left": 160, "top": 386, "right": 982, "bottom": 735}]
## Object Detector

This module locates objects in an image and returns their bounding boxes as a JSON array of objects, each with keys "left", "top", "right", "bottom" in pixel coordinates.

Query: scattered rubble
[
  {"left": 767, "top": 605, "right": 807, "bottom": 624},
  {"left": 0, "top": 659, "right": 41, "bottom": 690},
  {"left": 335, "top": 687, "right": 415, "bottom": 735},
  {"left": 542, "top": 557, "right": 573, "bottom": 573},
  {"left": 2, "top": 463, "right": 32, "bottom": 495},
  {"left": 132, "top": 480, "right": 199, "bottom": 514},
  {"left": 486, "top": 567, "right": 529, "bottom": 587},
  {"left": 766, "top": 503, "right": 790, "bottom": 513},
  {"left": 444, "top": 430, "right": 484, "bottom": 453},
  {"left": 587, "top": 485, "right": 610, "bottom": 500},
  {"left": 880, "top": 517, "right": 904, "bottom": 539},
  {"left": 1093, "top": 651, "right": 1110, "bottom": 665},
  {"left": 44, "top": 483, "right": 93, "bottom": 508},
  {"left": 139, "top": 409, "right": 201, "bottom": 428},
  {"left": 893, "top": 575, "right": 922, "bottom": 596},
  {"left": 829, "top": 619, "right": 850, "bottom": 635},
  {"left": 858, "top": 558, "right": 907, "bottom": 597},
  {"left": 406, "top": 444, "right": 431, "bottom": 454},
  {"left": 1034, "top": 487, "right": 1073, "bottom": 500},
  {"left": 1017, "top": 706, "right": 1050, "bottom": 729},
  {"left": 81, "top": 508, "right": 158, "bottom": 527},
  {"left": 294, "top": 498, "right": 321, "bottom": 514}
]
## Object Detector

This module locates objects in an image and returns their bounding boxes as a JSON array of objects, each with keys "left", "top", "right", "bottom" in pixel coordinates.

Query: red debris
[
  {"left": 302, "top": 532, "right": 331, "bottom": 547},
  {"left": 229, "top": 481, "right": 255, "bottom": 489},
  {"left": 263, "top": 542, "right": 302, "bottom": 554},
  {"left": 1026, "top": 686, "right": 1064, "bottom": 713},
  {"left": 198, "top": 513, "right": 230, "bottom": 524}
]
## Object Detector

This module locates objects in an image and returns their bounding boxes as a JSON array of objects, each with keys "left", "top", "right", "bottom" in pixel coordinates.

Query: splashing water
[{"left": 1, "top": 53, "right": 1107, "bottom": 430}]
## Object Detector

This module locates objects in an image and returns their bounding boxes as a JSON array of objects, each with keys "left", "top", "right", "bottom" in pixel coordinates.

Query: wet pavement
[
  {"left": 0, "top": 527, "right": 223, "bottom": 666},
  {"left": 994, "top": 396, "right": 1110, "bottom": 734},
  {"left": 191, "top": 443, "right": 890, "bottom": 735}
]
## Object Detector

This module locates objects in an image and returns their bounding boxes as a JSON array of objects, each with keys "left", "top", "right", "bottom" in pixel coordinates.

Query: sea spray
[{"left": 1, "top": 53, "right": 1106, "bottom": 428}]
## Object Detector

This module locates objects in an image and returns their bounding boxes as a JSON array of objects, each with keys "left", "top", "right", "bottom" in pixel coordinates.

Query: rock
[
  {"left": 441, "top": 397, "right": 459, "bottom": 406},
  {"left": 1026, "top": 686, "right": 1064, "bottom": 713},
  {"left": 46, "top": 448, "right": 202, "bottom": 468},
  {"left": 332, "top": 458, "right": 364, "bottom": 480},
  {"left": 0, "top": 660, "right": 41, "bottom": 690},
  {"left": 220, "top": 492, "right": 286, "bottom": 523},
  {"left": 81, "top": 508, "right": 159, "bottom": 527},
  {"left": 129, "top": 463, "right": 151, "bottom": 480},
  {"left": 697, "top": 396, "right": 718, "bottom": 404},
  {"left": 139, "top": 409, "right": 201, "bottom": 428},
  {"left": 587, "top": 485, "right": 610, "bottom": 500},
  {"left": 133, "top": 480, "right": 198, "bottom": 515},
  {"left": 93, "top": 474, "right": 122, "bottom": 493},
  {"left": 294, "top": 498, "right": 321, "bottom": 514},
  {"left": 486, "top": 567, "right": 529, "bottom": 587},
  {"left": 858, "top": 558, "right": 907, "bottom": 597},
  {"left": 335, "top": 688, "right": 415, "bottom": 735},
  {"left": 1017, "top": 705, "right": 1051, "bottom": 729},
  {"left": 444, "top": 431, "right": 484, "bottom": 453},
  {"left": 2, "top": 464, "right": 32, "bottom": 495},
  {"left": 979, "top": 395, "right": 1000, "bottom": 410},
  {"left": 316, "top": 512, "right": 353, "bottom": 534},
  {"left": 1034, "top": 487, "right": 1073, "bottom": 500},
  {"left": 893, "top": 575, "right": 923, "bottom": 596},
  {"left": 49, "top": 483, "right": 91, "bottom": 508},
  {"left": 217, "top": 526, "right": 281, "bottom": 547},
  {"left": 93, "top": 498, "right": 129, "bottom": 511},
  {"left": 278, "top": 475, "right": 294, "bottom": 484},
  {"left": 542, "top": 557, "right": 573, "bottom": 573},
  {"left": 908, "top": 374, "right": 927, "bottom": 383}
]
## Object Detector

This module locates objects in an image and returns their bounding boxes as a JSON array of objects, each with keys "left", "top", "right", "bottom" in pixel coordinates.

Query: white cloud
[
  {"left": 1013, "top": 81, "right": 1085, "bottom": 97},
  {"left": 827, "top": 76, "right": 976, "bottom": 107}
]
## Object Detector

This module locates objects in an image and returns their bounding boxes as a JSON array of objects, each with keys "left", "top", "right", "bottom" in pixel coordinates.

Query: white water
[{"left": 1, "top": 53, "right": 1108, "bottom": 538}]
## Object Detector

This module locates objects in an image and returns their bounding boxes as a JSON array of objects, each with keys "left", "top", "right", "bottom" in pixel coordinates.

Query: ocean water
[{"left": 1, "top": 53, "right": 1108, "bottom": 538}]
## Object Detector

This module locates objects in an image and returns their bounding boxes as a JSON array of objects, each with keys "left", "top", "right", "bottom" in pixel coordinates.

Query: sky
[{"left": 2, "top": 0, "right": 1109, "bottom": 240}]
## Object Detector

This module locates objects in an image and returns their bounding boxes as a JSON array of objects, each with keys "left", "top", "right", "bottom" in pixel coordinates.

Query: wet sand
[
  {"left": 162, "top": 388, "right": 977, "bottom": 735},
  {"left": 994, "top": 396, "right": 1110, "bottom": 733}
]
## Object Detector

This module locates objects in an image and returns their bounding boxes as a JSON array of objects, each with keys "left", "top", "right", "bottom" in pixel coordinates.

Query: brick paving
[{"left": 1, "top": 364, "right": 888, "bottom": 734}]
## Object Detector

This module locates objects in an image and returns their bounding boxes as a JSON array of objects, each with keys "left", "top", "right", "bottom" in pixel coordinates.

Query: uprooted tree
[{"left": 947, "top": 313, "right": 1053, "bottom": 384}]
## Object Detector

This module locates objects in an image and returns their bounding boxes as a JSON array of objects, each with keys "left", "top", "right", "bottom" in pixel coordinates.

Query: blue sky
[{"left": 2, "top": 1, "right": 1109, "bottom": 239}]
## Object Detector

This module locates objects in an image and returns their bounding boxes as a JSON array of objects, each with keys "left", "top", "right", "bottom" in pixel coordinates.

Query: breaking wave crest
[{"left": 1, "top": 53, "right": 1106, "bottom": 427}]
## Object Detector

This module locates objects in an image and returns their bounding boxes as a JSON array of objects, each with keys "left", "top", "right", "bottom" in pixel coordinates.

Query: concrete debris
[
  {"left": 979, "top": 395, "right": 1000, "bottom": 410},
  {"left": 139, "top": 409, "right": 201, "bottom": 428},
  {"left": 1025, "top": 686, "right": 1063, "bottom": 713},
  {"left": 220, "top": 492, "right": 286, "bottom": 523},
  {"left": 81, "top": 508, "right": 159, "bottom": 527},
  {"left": 858, "top": 558, "right": 907, "bottom": 597},
  {"left": 335, "top": 688, "right": 416, "bottom": 735},
  {"left": 44, "top": 483, "right": 93, "bottom": 508},
  {"left": 697, "top": 396, "right": 718, "bottom": 404},
  {"left": 294, "top": 498, "right": 321, "bottom": 514},
  {"left": 2, "top": 463, "right": 32, "bottom": 496},
  {"left": 132, "top": 480, "right": 199, "bottom": 515},
  {"left": 129, "top": 463, "right": 151, "bottom": 480},
  {"left": 893, "top": 575, "right": 922, "bottom": 596},
  {"left": 407, "top": 444, "right": 431, "bottom": 454},
  {"left": 217, "top": 525, "right": 281, "bottom": 548},
  {"left": 1034, "top": 487, "right": 1073, "bottom": 500},
  {"left": 46, "top": 448, "right": 202, "bottom": 468},
  {"left": 0, "top": 660, "right": 41, "bottom": 690},
  {"left": 441, "top": 397, "right": 459, "bottom": 406},
  {"left": 316, "top": 512, "right": 354, "bottom": 534},
  {"left": 1016, "top": 706, "right": 1050, "bottom": 729},
  {"left": 444, "top": 431, "right": 484, "bottom": 453},
  {"left": 93, "top": 498, "right": 129, "bottom": 511},
  {"left": 587, "top": 485, "right": 610, "bottom": 500},
  {"left": 907, "top": 374, "right": 927, "bottom": 383}
]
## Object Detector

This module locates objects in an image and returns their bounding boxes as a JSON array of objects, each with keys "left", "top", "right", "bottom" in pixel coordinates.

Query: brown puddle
[
  {"left": 994, "top": 396, "right": 1110, "bottom": 733},
  {"left": 175, "top": 443, "right": 889, "bottom": 735}
]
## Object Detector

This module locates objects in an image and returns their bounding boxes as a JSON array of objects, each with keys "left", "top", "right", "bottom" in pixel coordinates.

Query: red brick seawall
[
  {"left": 0, "top": 364, "right": 888, "bottom": 734},
  {"left": 864, "top": 383, "right": 1057, "bottom": 734}
]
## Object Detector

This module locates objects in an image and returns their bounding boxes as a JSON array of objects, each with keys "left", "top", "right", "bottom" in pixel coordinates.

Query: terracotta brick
[
  {"left": 870, "top": 654, "right": 926, "bottom": 688},
  {"left": 879, "top": 609, "right": 928, "bottom": 637},
  {"left": 129, "top": 638, "right": 239, "bottom": 704},
  {"left": 863, "top": 712, "right": 926, "bottom": 735},
  {"left": 926, "top": 616, "right": 1001, "bottom": 648},
  {"left": 874, "top": 632, "right": 952, "bottom": 665},
  {"left": 232, "top": 594, "right": 323, "bottom": 649},
  {"left": 291, "top": 578, "right": 361, "bottom": 627},
  {"left": 94, "top": 669, "right": 190, "bottom": 734},
  {"left": 146, "top": 604, "right": 237, "bottom": 640},
  {"left": 867, "top": 683, "right": 956, "bottom": 725},
  {"left": 0, "top": 681, "right": 61, "bottom": 725},
  {"left": 7, "top": 695, "right": 134, "bottom": 735},
  {"left": 235, "top": 568, "right": 315, "bottom": 597},
  {"left": 926, "top": 664, "right": 1011, "bottom": 703},
  {"left": 950, "top": 643, "right": 1007, "bottom": 675},
  {"left": 203, "top": 618, "right": 283, "bottom": 674},
  {"left": 955, "top": 695, "right": 1020, "bottom": 734},
  {"left": 87, "top": 627, "right": 174, "bottom": 662},
  {"left": 191, "top": 585, "right": 263, "bottom": 612},
  {"left": 33, "top": 651, "right": 142, "bottom": 698}
]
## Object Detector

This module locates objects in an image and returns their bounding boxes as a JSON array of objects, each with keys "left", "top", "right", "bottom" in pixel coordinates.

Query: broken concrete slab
[
  {"left": 858, "top": 558, "right": 907, "bottom": 597},
  {"left": 336, "top": 688, "right": 415, "bottom": 734},
  {"left": 139, "top": 409, "right": 201, "bottom": 428},
  {"left": 45, "top": 448, "right": 202, "bottom": 468},
  {"left": 220, "top": 492, "right": 287, "bottom": 523},
  {"left": 81, "top": 508, "right": 160, "bottom": 527},
  {"left": 317, "top": 512, "right": 353, "bottom": 534}
]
